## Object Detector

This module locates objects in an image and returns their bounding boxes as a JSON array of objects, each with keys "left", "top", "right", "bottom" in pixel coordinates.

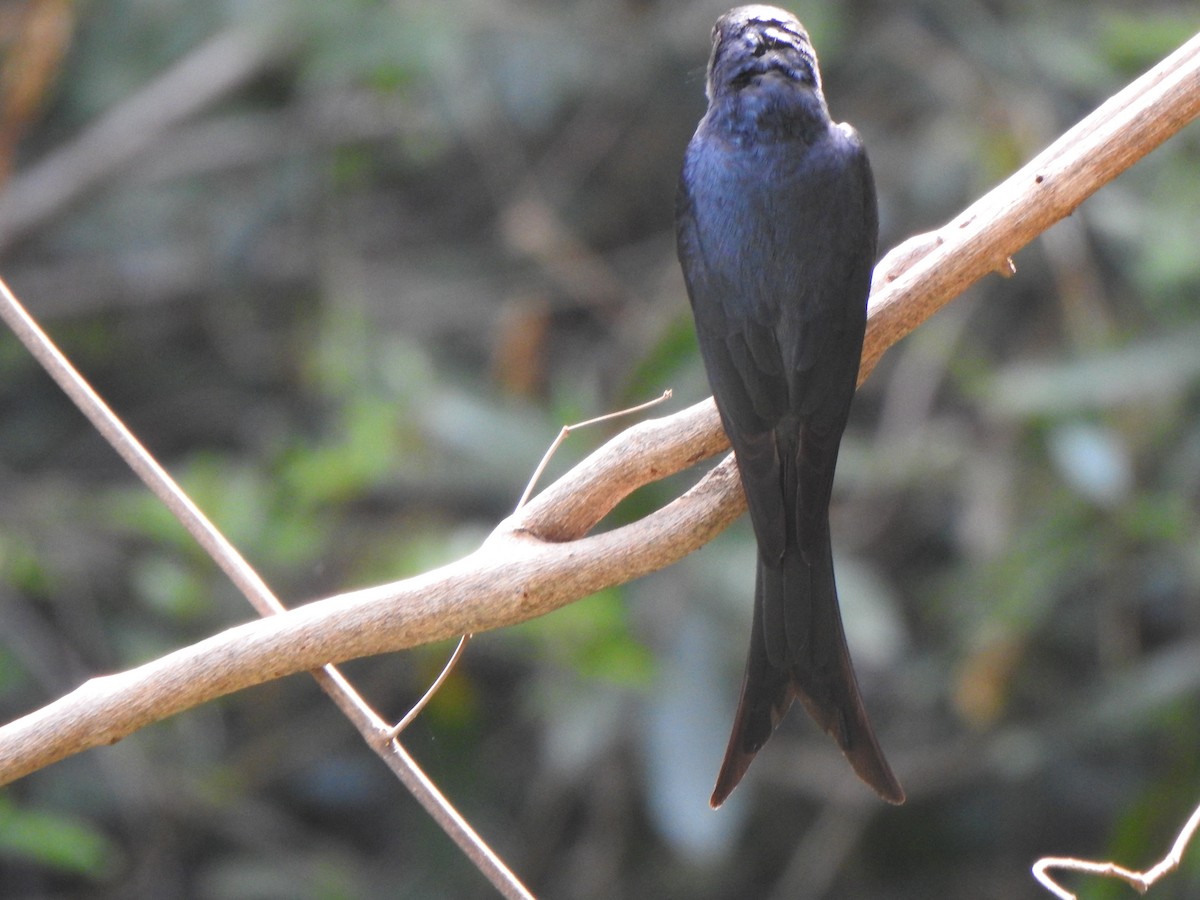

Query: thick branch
[
  {"left": 1, "top": 30, "right": 1198, "bottom": 786},
  {"left": 0, "top": 435, "right": 743, "bottom": 783}
]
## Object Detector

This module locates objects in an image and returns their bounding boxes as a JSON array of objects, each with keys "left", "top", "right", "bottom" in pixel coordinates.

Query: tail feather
[{"left": 710, "top": 546, "right": 904, "bottom": 808}]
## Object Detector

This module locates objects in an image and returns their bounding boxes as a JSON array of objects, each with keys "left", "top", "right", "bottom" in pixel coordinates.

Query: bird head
[{"left": 706, "top": 6, "right": 822, "bottom": 103}]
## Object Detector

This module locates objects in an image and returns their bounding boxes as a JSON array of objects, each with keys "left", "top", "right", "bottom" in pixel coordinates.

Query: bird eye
[{"left": 751, "top": 30, "right": 795, "bottom": 58}]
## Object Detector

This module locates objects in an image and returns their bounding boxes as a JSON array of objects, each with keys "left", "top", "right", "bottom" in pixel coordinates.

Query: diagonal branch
[
  {"left": 0, "top": 29, "right": 1198, "bottom": 794},
  {"left": 861, "top": 27, "right": 1200, "bottom": 383},
  {"left": 0, "top": 244, "right": 535, "bottom": 899}
]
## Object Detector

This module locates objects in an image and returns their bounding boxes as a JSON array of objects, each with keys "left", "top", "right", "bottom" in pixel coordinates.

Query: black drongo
[{"left": 675, "top": 5, "right": 903, "bottom": 807}]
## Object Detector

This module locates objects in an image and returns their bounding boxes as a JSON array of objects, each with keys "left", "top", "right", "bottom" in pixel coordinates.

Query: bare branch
[
  {"left": 0, "top": 272, "right": 535, "bottom": 900},
  {"left": 0, "top": 402, "right": 742, "bottom": 783},
  {"left": 862, "top": 28, "right": 1200, "bottom": 384},
  {"left": 389, "top": 389, "right": 675, "bottom": 741},
  {"left": 0, "top": 28, "right": 1198, "bottom": 800},
  {"left": 1033, "top": 799, "right": 1200, "bottom": 898}
]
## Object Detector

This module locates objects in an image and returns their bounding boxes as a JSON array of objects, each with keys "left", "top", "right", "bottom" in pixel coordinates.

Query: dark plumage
[{"left": 675, "top": 5, "right": 903, "bottom": 807}]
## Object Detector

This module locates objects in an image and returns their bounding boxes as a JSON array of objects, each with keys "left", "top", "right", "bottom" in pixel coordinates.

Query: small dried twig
[
  {"left": 517, "top": 389, "right": 674, "bottom": 509},
  {"left": 1033, "top": 799, "right": 1200, "bottom": 898},
  {"left": 384, "top": 634, "right": 471, "bottom": 742},
  {"left": 387, "top": 389, "right": 673, "bottom": 742}
]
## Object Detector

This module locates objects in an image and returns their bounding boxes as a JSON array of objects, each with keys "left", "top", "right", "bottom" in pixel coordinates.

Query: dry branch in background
[
  {"left": 0, "top": 269, "right": 538, "bottom": 899},
  {"left": 1033, "top": 799, "right": 1200, "bottom": 898},
  {"left": 0, "top": 26, "right": 294, "bottom": 251},
  {"left": 0, "top": 16, "right": 1197, "bottom": 839}
]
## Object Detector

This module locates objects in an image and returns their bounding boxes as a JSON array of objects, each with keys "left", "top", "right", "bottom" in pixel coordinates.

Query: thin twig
[
  {"left": 384, "top": 634, "right": 471, "bottom": 742},
  {"left": 0, "top": 276, "right": 535, "bottom": 899},
  {"left": 517, "top": 389, "right": 673, "bottom": 509},
  {"left": 388, "top": 389, "right": 674, "bottom": 742},
  {"left": 1033, "top": 799, "right": 1200, "bottom": 898}
]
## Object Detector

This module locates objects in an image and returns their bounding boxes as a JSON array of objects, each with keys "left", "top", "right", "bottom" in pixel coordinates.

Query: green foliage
[
  {"left": 505, "top": 588, "right": 654, "bottom": 688},
  {"left": 0, "top": 796, "right": 118, "bottom": 879},
  {"left": 1099, "top": 12, "right": 1200, "bottom": 72}
]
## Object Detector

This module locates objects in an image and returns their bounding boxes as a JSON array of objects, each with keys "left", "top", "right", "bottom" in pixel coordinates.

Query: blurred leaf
[
  {"left": 290, "top": 1, "right": 442, "bottom": 92},
  {"left": 1098, "top": 12, "right": 1200, "bottom": 72},
  {"left": 953, "top": 633, "right": 1026, "bottom": 727},
  {"left": 1135, "top": 163, "right": 1200, "bottom": 295},
  {"left": 418, "top": 658, "right": 479, "bottom": 731},
  {"left": 419, "top": 384, "right": 548, "bottom": 474},
  {"left": 0, "top": 795, "right": 118, "bottom": 878},
  {"left": 1119, "top": 491, "right": 1193, "bottom": 544},
  {"left": 643, "top": 615, "right": 744, "bottom": 859},
  {"left": 0, "top": 644, "right": 29, "bottom": 695},
  {"left": 280, "top": 395, "right": 402, "bottom": 506},
  {"left": 533, "top": 677, "right": 624, "bottom": 779},
  {"left": 101, "top": 456, "right": 271, "bottom": 554},
  {"left": 0, "top": 536, "right": 52, "bottom": 596},
  {"left": 1046, "top": 421, "right": 1133, "bottom": 507},
  {"left": 988, "top": 331, "right": 1200, "bottom": 417},
  {"left": 941, "top": 499, "right": 1096, "bottom": 642},
  {"left": 621, "top": 311, "right": 701, "bottom": 404},
  {"left": 836, "top": 553, "right": 909, "bottom": 669},
  {"left": 506, "top": 588, "right": 653, "bottom": 687},
  {"left": 196, "top": 851, "right": 365, "bottom": 900},
  {"left": 130, "top": 552, "right": 208, "bottom": 619}
]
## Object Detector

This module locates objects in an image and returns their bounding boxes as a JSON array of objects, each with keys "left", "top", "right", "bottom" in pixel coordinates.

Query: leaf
[
  {"left": 0, "top": 795, "right": 119, "bottom": 878},
  {"left": 989, "top": 332, "right": 1200, "bottom": 417}
]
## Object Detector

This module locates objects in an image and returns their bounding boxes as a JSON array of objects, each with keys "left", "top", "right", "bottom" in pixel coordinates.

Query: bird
[{"left": 674, "top": 5, "right": 903, "bottom": 808}]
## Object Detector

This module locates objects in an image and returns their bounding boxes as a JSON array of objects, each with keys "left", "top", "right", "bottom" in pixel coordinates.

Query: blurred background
[{"left": 0, "top": 1, "right": 1198, "bottom": 897}]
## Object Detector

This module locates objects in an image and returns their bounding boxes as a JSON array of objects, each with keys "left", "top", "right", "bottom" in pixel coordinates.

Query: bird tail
[{"left": 710, "top": 540, "right": 904, "bottom": 808}]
